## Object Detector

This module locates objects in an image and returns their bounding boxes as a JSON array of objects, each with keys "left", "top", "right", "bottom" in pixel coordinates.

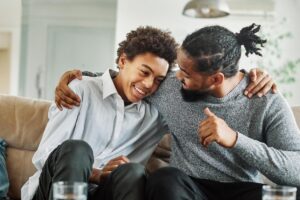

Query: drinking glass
[
  {"left": 262, "top": 185, "right": 297, "bottom": 200},
  {"left": 53, "top": 181, "right": 87, "bottom": 200}
]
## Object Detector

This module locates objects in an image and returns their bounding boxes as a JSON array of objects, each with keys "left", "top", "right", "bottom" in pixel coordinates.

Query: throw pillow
[{"left": 0, "top": 138, "right": 9, "bottom": 198}]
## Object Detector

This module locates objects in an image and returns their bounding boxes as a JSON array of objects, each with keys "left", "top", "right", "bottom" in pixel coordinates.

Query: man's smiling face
[{"left": 175, "top": 49, "right": 214, "bottom": 101}]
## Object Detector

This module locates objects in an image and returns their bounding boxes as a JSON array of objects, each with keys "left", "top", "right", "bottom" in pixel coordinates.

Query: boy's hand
[
  {"left": 244, "top": 68, "right": 277, "bottom": 98},
  {"left": 99, "top": 156, "right": 130, "bottom": 183}
]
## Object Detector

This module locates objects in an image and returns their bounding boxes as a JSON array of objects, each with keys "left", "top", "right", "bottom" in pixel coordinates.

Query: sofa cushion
[{"left": 6, "top": 148, "right": 35, "bottom": 199}]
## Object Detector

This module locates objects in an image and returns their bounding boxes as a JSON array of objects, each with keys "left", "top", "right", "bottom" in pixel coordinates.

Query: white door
[{"left": 44, "top": 26, "right": 115, "bottom": 99}]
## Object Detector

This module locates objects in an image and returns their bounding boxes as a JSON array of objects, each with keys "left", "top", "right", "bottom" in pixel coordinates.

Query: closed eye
[
  {"left": 140, "top": 70, "right": 150, "bottom": 76},
  {"left": 155, "top": 78, "right": 165, "bottom": 85}
]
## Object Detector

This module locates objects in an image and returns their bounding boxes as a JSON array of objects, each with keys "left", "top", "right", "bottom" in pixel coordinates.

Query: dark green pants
[{"left": 32, "top": 140, "right": 147, "bottom": 200}]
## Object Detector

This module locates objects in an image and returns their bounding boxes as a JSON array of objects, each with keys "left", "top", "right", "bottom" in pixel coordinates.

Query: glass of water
[
  {"left": 262, "top": 185, "right": 297, "bottom": 200},
  {"left": 53, "top": 181, "right": 87, "bottom": 200}
]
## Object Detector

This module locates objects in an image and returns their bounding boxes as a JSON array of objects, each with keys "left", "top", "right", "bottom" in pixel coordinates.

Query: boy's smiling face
[{"left": 116, "top": 52, "right": 169, "bottom": 103}]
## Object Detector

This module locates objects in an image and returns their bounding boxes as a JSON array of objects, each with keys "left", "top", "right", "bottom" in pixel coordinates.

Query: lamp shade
[{"left": 183, "top": 0, "right": 230, "bottom": 18}]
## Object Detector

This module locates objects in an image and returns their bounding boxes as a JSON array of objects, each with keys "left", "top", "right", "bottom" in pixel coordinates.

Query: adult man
[
  {"left": 56, "top": 24, "right": 300, "bottom": 200},
  {"left": 21, "top": 26, "right": 178, "bottom": 200},
  {"left": 144, "top": 24, "right": 300, "bottom": 200}
]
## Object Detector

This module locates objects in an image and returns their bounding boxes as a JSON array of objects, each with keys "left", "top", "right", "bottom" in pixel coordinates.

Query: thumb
[{"left": 204, "top": 107, "right": 215, "bottom": 117}]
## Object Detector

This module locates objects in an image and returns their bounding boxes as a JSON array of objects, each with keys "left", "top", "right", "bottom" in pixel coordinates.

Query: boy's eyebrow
[
  {"left": 141, "top": 64, "right": 166, "bottom": 79},
  {"left": 141, "top": 64, "right": 153, "bottom": 72}
]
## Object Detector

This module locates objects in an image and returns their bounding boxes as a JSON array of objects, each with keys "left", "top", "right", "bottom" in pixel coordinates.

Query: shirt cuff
[{"left": 232, "top": 132, "right": 252, "bottom": 151}]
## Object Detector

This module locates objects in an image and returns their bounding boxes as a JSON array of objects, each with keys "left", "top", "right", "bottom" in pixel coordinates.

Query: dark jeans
[
  {"left": 146, "top": 167, "right": 264, "bottom": 200},
  {"left": 32, "top": 140, "right": 147, "bottom": 200}
]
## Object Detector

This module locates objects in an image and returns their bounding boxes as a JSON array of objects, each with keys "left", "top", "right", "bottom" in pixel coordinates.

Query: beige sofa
[{"left": 0, "top": 94, "right": 299, "bottom": 199}]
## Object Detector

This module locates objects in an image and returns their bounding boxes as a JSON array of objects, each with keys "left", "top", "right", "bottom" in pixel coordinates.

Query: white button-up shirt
[{"left": 21, "top": 69, "right": 168, "bottom": 200}]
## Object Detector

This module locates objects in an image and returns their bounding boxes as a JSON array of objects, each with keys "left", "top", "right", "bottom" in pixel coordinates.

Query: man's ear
[
  {"left": 211, "top": 72, "right": 224, "bottom": 86},
  {"left": 118, "top": 53, "right": 127, "bottom": 69}
]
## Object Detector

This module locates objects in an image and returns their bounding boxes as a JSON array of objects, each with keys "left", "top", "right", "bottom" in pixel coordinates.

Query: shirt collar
[
  {"left": 101, "top": 68, "right": 143, "bottom": 110},
  {"left": 102, "top": 69, "right": 119, "bottom": 100}
]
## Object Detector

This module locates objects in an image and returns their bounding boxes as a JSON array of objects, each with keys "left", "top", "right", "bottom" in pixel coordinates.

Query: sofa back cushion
[
  {"left": 0, "top": 95, "right": 50, "bottom": 151},
  {"left": 292, "top": 106, "right": 300, "bottom": 128},
  {"left": 0, "top": 95, "right": 51, "bottom": 199}
]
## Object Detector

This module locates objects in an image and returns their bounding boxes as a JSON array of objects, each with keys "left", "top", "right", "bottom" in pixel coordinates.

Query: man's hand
[
  {"left": 89, "top": 168, "right": 102, "bottom": 184},
  {"left": 89, "top": 156, "right": 130, "bottom": 184},
  {"left": 55, "top": 70, "right": 82, "bottom": 110},
  {"left": 198, "top": 108, "right": 238, "bottom": 148},
  {"left": 244, "top": 68, "right": 277, "bottom": 98}
]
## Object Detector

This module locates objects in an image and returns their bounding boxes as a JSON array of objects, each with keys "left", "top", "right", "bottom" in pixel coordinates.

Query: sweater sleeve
[{"left": 232, "top": 94, "right": 300, "bottom": 186}]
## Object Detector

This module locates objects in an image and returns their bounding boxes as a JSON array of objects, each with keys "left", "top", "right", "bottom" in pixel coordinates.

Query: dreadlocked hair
[
  {"left": 181, "top": 24, "right": 266, "bottom": 78},
  {"left": 236, "top": 23, "right": 267, "bottom": 57}
]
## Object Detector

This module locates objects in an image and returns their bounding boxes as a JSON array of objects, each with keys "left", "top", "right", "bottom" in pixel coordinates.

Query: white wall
[
  {"left": 0, "top": 32, "right": 11, "bottom": 94},
  {"left": 115, "top": 0, "right": 300, "bottom": 105},
  {"left": 20, "top": 0, "right": 117, "bottom": 99},
  {"left": 0, "top": 49, "right": 10, "bottom": 93},
  {"left": 0, "top": 0, "right": 21, "bottom": 95}
]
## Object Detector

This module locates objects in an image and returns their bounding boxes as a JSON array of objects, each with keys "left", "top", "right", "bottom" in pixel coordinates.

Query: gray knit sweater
[{"left": 148, "top": 71, "right": 300, "bottom": 186}]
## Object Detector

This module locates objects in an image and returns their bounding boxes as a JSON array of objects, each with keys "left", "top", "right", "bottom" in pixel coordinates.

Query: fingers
[
  {"left": 199, "top": 119, "right": 210, "bottom": 129},
  {"left": 198, "top": 119, "right": 215, "bottom": 145},
  {"left": 58, "top": 87, "right": 80, "bottom": 106},
  {"left": 101, "top": 171, "right": 111, "bottom": 178},
  {"left": 110, "top": 155, "right": 130, "bottom": 163},
  {"left": 55, "top": 89, "right": 75, "bottom": 109},
  {"left": 54, "top": 86, "right": 80, "bottom": 110},
  {"left": 271, "top": 83, "right": 278, "bottom": 94},
  {"left": 244, "top": 70, "right": 268, "bottom": 98},
  {"left": 256, "top": 80, "right": 274, "bottom": 97},
  {"left": 103, "top": 162, "right": 123, "bottom": 172},
  {"left": 60, "top": 101, "right": 74, "bottom": 110},
  {"left": 104, "top": 156, "right": 130, "bottom": 170},
  {"left": 249, "top": 74, "right": 272, "bottom": 97},
  {"left": 102, "top": 157, "right": 129, "bottom": 176},
  {"left": 202, "top": 134, "right": 219, "bottom": 147},
  {"left": 55, "top": 94, "right": 63, "bottom": 111},
  {"left": 61, "top": 84, "right": 81, "bottom": 104},
  {"left": 198, "top": 127, "right": 212, "bottom": 142},
  {"left": 72, "top": 70, "right": 83, "bottom": 80}
]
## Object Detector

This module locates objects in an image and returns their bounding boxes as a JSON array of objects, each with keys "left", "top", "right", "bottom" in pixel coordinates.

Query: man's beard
[{"left": 180, "top": 87, "right": 208, "bottom": 102}]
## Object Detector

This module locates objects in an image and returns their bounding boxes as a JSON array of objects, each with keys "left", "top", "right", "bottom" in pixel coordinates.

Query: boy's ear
[{"left": 118, "top": 53, "right": 127, "bottom": 69}]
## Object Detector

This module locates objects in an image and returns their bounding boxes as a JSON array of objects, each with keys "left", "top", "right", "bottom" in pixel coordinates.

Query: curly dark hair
[
  {"left": 116, "top": 26, "right": 178, "bottom": 67},
  {"left": 181, "top": 24, "right": 266, "bottom": 78}
]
